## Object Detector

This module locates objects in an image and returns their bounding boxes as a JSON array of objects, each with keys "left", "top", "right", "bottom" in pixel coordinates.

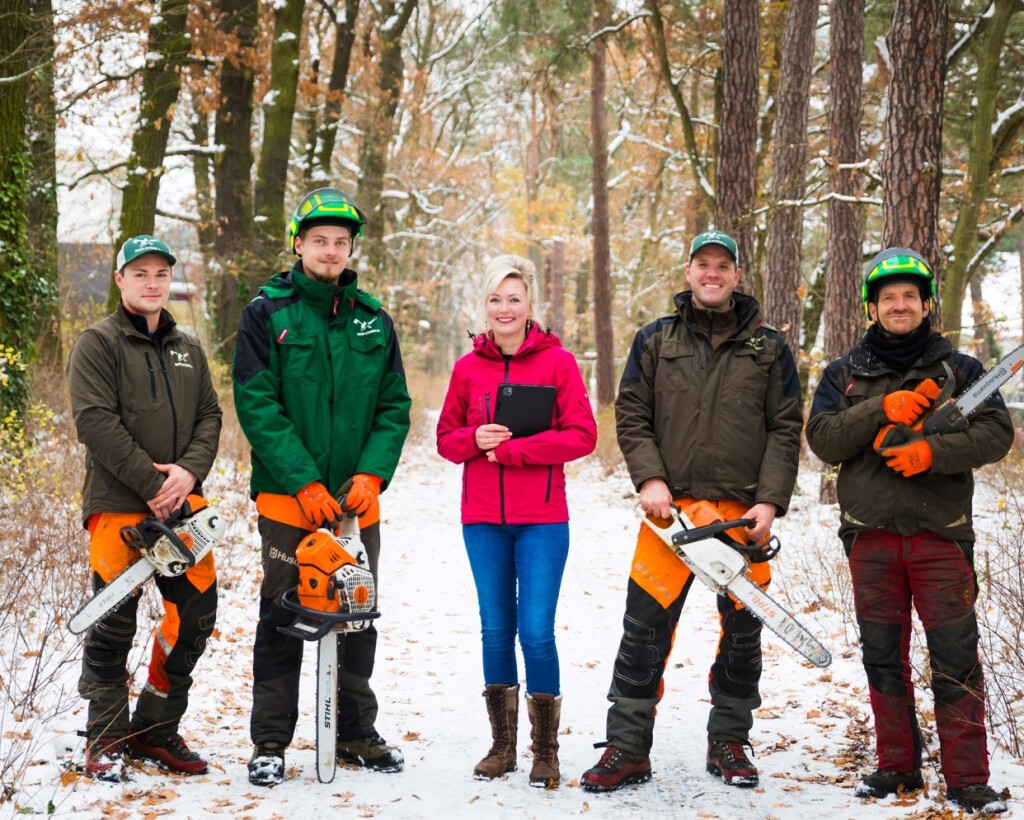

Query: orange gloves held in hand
[
  {"left": 881, "top": 430, "right": 933, "bottom": 477},
  {"left": 295, "top": 481, "right": 342, "bottom": 527},
  {"left": 882, "top": 389, "right": 933, "bottom": 426},
  {"left": 343, "top": 473, "right": 383, "bottom": 520}
]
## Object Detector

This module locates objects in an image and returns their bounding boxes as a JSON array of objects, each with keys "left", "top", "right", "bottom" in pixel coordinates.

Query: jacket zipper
[
  {"left": 498, "top": 355, "right": 513, "bottom": 523},
  {"left": 144, "top": 352, "right": 157, "bottom": 399},
  {"left": 155, "top": 346, "right": 180, "bottom": 459}
]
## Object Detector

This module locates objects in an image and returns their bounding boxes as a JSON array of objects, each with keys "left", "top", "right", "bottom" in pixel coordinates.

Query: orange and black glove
[
  {"left": 295, "top": 481, "right": 343, "bottom": 527},
  {"left": 880, "top": 428, "right": 933, "bottom": 477},
  {"left": 882, "top": 389, "right": 933, "bottom": 426},
  {"left": 875, "top": 378, "right": 944, "bottom": 450},
  {"left": 342, "top": 474, "right": 382, "bottom": 523}
]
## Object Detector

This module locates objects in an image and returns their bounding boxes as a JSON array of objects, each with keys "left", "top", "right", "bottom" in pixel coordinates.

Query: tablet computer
[{"left": 493, "top": 383, "right": 557, "bottom": 438}]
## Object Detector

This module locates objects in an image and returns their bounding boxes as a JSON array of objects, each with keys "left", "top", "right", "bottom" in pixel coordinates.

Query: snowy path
[{"left": 13, "top": 441, "right": 1019, "bottom": 819}]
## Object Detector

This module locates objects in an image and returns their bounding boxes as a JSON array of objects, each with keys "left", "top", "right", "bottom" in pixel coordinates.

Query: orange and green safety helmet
[
  {"left": 862, "top": 247, "right": 935, "bottom": 312},
  {"left": 287, "top": 187, "right": 367, "bottom": 254}
]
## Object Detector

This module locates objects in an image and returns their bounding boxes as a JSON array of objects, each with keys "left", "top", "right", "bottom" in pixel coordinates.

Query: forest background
[{"left": 1, "top": 0, "right": 1024, "bottom": 812}]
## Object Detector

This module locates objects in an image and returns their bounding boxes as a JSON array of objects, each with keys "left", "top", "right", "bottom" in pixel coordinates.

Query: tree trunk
[
  {"left": 545, "top": 240, "right": 565, "bottom": 340},
  {"left": 718, "top": 0, "right": 759, "bottom": 275},
  {"left": 820, "top": 0, "right": 866, "bottom": 504},
  {"left": 881, "top": 0, "right": 948, "bottom": 328},
  {"left": 312, "top": 0, "right": 361, "bottom": 182},
  {"left": 0, "top": 0, "right": 31, "bottom": 412},
  {"left": 644, "top": 0, "right": 711, "bottom": 218},
  {"left": 939, "top": 0, "right": 1016, "bottom": 348},
  {"left": 968, "top": 273, "right": 990, "bottom": 363},
  {"left": 212, "top": 0, "right": 259, "bottom": 361},
  {"left": 763, "top": 0, "right": 818, "bottom": 363},
  {"left": 109, "top": 0, "right": 190, "bottom": 311},
  {"left": 254, "top": 0, "right": 303, "bottom": 274},
  {"left": 26, "top": 0, "right": 58, "bottom": 365},
  {"left": 357, "top": 0, "right": 418, "bottom": 280},
  {"left": 591, "top": 0, "right": 615, "bottom": 409}
]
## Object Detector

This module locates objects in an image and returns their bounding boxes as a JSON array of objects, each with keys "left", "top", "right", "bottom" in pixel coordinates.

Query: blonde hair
[{"left": 480, "top": 254, "right": 540, "bottom": 330}]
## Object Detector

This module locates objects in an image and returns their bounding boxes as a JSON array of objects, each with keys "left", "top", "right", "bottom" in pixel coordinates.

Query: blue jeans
[{"left": 463, "top": 522, "right": 569, "bottom": 696}]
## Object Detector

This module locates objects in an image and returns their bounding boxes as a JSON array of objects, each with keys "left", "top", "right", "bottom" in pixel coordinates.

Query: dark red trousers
[{"left": 849, "top": 530, "right": 989, "bottom": 787}]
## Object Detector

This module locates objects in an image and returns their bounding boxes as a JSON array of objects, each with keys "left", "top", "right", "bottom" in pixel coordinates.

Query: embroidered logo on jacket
[
  {"left": 354, "top": 317, "right": 381, "bottom": 337},
  {"left": 170, "top": 350, "right": 193, "bottom": 369}
]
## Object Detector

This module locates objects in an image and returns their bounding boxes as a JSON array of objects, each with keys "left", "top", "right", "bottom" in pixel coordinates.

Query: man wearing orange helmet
[
  {"left": 807, "top": 247, "right": 1013, "bottom": 814},
  {"left": 233, "top": 188, "right": 411, "bottom": 786}
]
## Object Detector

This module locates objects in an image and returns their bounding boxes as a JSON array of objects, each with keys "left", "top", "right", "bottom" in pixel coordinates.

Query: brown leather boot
[
  {"left": 473, "top": 684, "right": 519, "bottom": 779},
  {"left": 527, "top": 693, "right": 561, "bottom": 788}
]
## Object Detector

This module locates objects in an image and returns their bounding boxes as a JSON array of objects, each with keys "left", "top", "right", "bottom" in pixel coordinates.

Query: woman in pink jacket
[{"left": 436, "top": 254, "right": 597, "bottom": 788}]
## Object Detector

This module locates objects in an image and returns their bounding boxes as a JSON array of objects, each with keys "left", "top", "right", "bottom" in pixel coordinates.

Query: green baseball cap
[
  {"left": 116, "top": 235, "right": 177, "bottom": 269},
  {"left": 688, "top": 230, "right": 738, "bottom": 263}
]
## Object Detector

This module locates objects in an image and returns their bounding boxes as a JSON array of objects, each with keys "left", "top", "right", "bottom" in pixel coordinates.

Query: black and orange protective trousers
[
  {"left": 604, "top": 498, "right": 769, "bottom": 755},
  {"left": 250, "top": 492, "right": 382, "bottom": 748},
  {"left": 78, "top": 510, "right": 217, "bottom": 742},
  {"left": 849, "top": 529, "right": 988, "bottom": 788}
]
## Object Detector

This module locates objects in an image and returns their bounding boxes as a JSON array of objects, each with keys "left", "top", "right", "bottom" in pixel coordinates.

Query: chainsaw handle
[
  {"left": 921, "top": 398, "right": 969, "bottom": 435},
  {"left": 670, "top": 518, "right": 755, "bottom": 546}
]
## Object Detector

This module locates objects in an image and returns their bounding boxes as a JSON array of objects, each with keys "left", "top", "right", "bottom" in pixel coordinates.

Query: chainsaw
[
  {"left": 69, "top": 495, "right": 225, "bottom": 635},
  {"left": 642, "top": 501, "right": 832, "bottom": 668},
  {"left": 277, "top": 515, "right": 379, "bottom": 784},
  {"left": 875, "top": 342, "right": 1024, "bottom": 451}
]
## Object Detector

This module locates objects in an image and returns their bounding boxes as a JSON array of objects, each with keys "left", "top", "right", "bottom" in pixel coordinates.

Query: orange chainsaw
[{"left": 277, "top": 515, "right": 378, "bottom": 784}]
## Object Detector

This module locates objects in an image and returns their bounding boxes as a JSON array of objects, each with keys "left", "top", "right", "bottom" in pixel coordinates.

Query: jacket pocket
[
  {"left": 277, "top": 332, "right": 321, "bottom": 384},
  {"left": 654, "top": 340, "right": 696, "bottom": 392}
]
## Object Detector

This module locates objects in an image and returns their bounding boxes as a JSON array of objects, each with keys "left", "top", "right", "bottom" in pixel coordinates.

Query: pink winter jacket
[{"left": 436, "top": 325, "right": 597, "bottom": 525}]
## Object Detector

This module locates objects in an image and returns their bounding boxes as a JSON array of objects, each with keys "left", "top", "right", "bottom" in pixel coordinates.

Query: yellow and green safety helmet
[
  {"left": 862, "top": 247, "right": 935, "bottom": 310},
  {"left": 287, "top": 187, "right": 367, "bottom": 253}
]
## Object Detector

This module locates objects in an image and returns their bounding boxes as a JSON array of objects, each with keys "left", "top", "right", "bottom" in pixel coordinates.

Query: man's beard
[{"left": 306, "top": 268, "right": 339, "bottom": 285}]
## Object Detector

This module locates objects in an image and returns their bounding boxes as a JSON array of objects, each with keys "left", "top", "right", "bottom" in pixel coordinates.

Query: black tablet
[{"left": 493, "top": 383, "right": 557, "bottom": 437}]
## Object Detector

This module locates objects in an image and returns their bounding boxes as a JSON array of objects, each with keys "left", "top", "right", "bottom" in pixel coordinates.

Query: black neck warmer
[{"left": 864, "top": 316, "right": 933, "bottom": 372}]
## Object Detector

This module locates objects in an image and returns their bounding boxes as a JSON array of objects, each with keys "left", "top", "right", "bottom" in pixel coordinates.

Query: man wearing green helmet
[
  {"left": 233, "top": 188, "right": 412, "bottom": 786},
  {"left": 807, "top": 247, "right": 1013, "bottom": 814}
]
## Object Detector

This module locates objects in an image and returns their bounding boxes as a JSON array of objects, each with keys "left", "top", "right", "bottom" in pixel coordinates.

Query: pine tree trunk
[
  {"left": 820, "top": 0, "right": 866, "bottom": 505},
  {"left": 764, "top": 0, "right": 818, "bottom": 363},
  {"left": 718, "top": 0, "right": 759, "bottom": 277},
  {"left": 881, "top": 0, "right": 948, "bottom": 327}
]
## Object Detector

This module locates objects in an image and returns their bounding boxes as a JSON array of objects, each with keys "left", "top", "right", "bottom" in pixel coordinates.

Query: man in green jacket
[
  {"left": 233, "top": 188, "right": 412, "bottom": 786},
  {"left": 806, "top": 247, "right": 1012, "bottom": 815},
  {"left": 68, "top": 235, "right": 222, "bottom": 781},
  {"left": 581, "top": 230, "right": 803, "bottom": 793}
]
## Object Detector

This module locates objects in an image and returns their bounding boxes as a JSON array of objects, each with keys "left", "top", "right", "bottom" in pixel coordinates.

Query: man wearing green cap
[
  {"left": 233, "top": 188, "right": 411, "bottom": 786},
  {"left": 806, "top": 247, "right": 1012, "bottom": 814},
  {"left": 581, "top": 230, "right": 802, "bottom": 793},
  {"left": 67, "top": 235, "right": 222, "bottom": 780}
]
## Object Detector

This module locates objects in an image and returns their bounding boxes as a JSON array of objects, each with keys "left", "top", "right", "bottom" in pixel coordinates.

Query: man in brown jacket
[
  {"left": 806, "top": 247, "right": 1012, "bottom": 815},
  {"left": 68, "top": 235, "right": 222, "bottom": 781},
  {"left": 581, "top": 230, "right": 803, "bottom": 793}
]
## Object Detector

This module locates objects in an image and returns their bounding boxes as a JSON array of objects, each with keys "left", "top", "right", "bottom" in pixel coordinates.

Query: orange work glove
[
  {"left": 881, "top": 430, "right": 933, "bottom": 477},
  {"left": 882, "top": 389, "right": 932, "bottom": 425},
  {"left": 295, "top": 481, "right": 342, "bottom": 527},
  {"left": 343, "top": 474, "right": 382, "bottom": 518}
]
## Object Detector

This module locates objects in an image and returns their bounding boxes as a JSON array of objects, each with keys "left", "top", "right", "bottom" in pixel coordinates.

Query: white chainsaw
[
  {"left": 642, "top": 502, "right": 832, "bottom": 668},
  {"left": 69, "top": 496, "right": 225, "bottom": 635},
  {"left": 277, "top": 515, "right": 378, "bottom": 784}
]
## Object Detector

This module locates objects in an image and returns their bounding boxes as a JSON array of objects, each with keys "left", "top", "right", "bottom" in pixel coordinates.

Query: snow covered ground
[{"left": 8, "top": 435, "right": 1021, "bottom": 819}]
